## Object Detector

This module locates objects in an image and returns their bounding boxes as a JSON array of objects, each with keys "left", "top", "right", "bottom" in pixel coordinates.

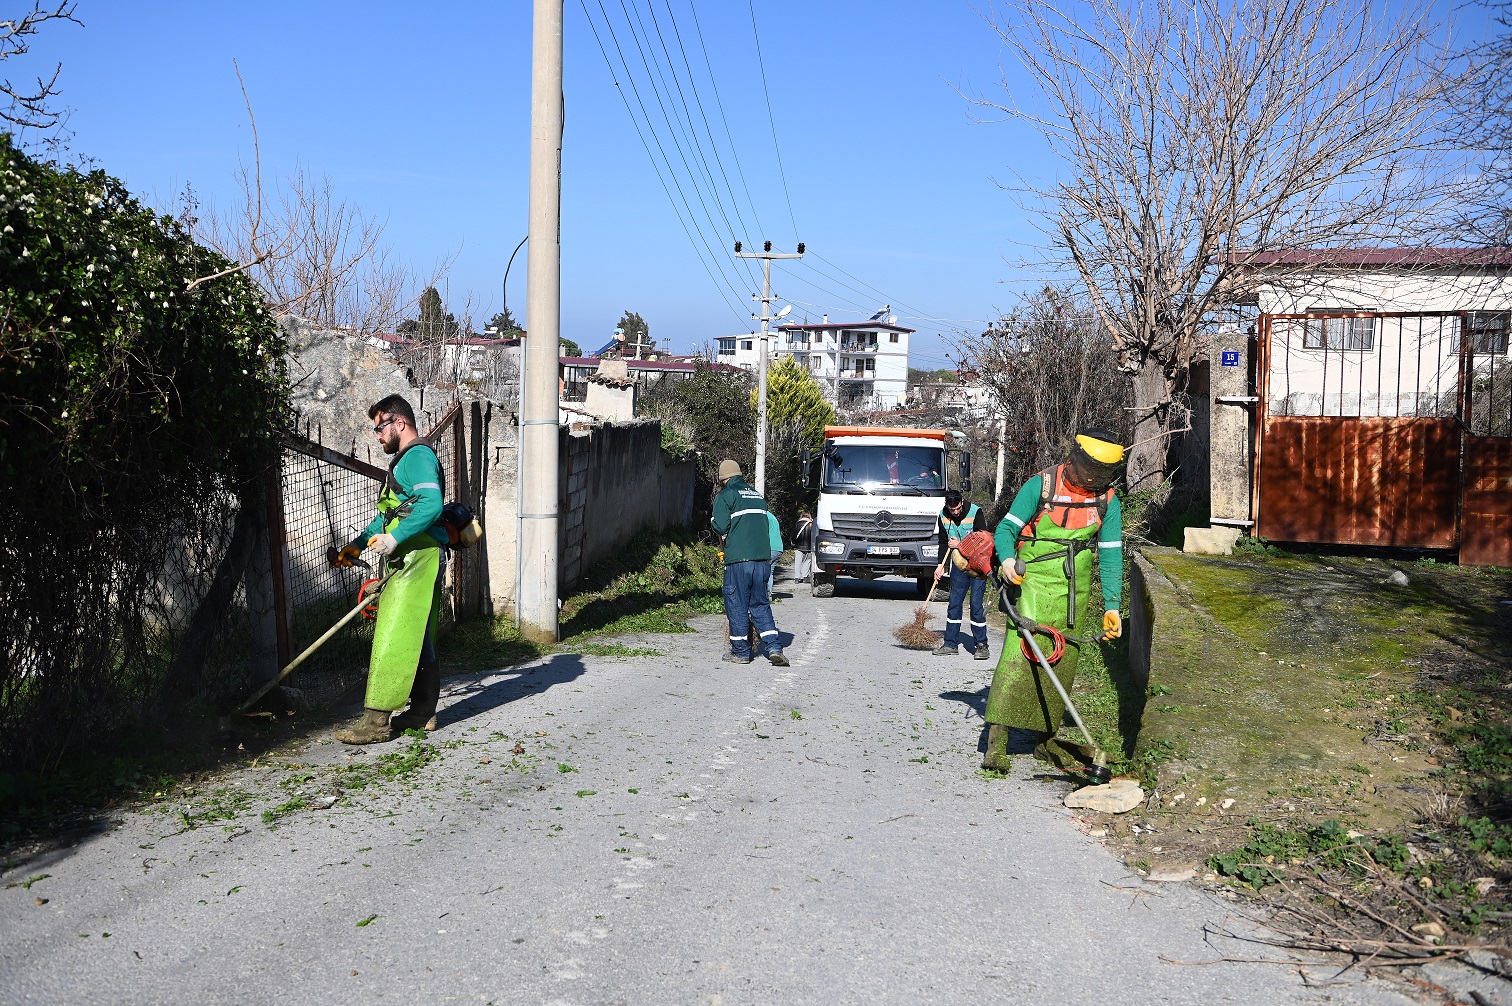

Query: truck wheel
[{"left": 812, "top": 575, "right": 835, "bottom": 598}]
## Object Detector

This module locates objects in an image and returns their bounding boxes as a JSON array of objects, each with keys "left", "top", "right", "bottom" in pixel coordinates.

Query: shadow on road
[
  {"left": 437, "top": 654, "right": 589, "bottom": 730},
  {"left": 940, "top": 686, "right": 988, "bottom": 718},
  {"left": 829, "top": 577, "right": 927, "bottom": 601}
]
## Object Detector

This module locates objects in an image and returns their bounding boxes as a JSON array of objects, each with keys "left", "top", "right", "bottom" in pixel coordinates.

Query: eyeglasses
[{"left": 373, "top": 417, "right": 399, "bottom": 435}]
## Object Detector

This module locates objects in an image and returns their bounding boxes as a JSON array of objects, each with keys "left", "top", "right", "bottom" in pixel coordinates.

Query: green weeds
[{"left": 1209, "top": 820, "right": 1409, "bottom": 890}]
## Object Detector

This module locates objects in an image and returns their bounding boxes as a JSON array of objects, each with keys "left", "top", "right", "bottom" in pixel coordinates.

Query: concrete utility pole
[
  {"left": 734, "top": 241, "right": 803, "bottom": 496},
  {"left": 519, "top": 0, "right": 563, "bottom": 642}
]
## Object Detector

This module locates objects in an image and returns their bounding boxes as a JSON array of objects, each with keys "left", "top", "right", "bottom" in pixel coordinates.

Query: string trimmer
[
  {"left": 219, "top": 570, "right": 393, "bottom": 730},
  {"left": 1000, "top": 593, "right": 1113, "bottom": 786}
]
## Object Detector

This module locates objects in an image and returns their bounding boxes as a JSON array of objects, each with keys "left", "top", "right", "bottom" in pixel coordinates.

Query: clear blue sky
[{"left": 13, "top": 1, "right": 1492, "bottom": 371}]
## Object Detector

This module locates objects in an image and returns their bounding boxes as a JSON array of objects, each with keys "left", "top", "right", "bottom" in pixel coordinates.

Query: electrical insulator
[
  {"left": 764, "top": 240, "right": 772, "bottom": 252},
  {"left": 797, "top": 242, "right": 805, "bottom": 254},
  {"left": 734, "top": 241, "right": 742, "bottom": 253}
]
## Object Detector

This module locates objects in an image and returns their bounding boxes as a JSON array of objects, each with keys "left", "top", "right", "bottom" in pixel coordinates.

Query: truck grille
[{"left": 830, "top": 511, "right": 936, "bottom": 542}]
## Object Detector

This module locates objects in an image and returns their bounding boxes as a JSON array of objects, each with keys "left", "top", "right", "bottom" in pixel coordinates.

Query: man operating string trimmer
[
  {"left": 981, "top": 427, "right": 1126, "bottom": 773},
  {"left": 329, "top": 394, "right": 450, "bottom": 744}
]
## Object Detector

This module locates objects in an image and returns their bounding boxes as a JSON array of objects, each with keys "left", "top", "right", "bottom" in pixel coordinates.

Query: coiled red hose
[{"left": 1019, "top": 623, "right": 1067, "bottom": 665}]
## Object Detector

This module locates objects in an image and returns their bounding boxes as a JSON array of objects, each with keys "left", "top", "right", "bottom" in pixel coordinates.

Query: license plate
[{"left": 866, "top": 545, "right": 900, "bottom": 556}]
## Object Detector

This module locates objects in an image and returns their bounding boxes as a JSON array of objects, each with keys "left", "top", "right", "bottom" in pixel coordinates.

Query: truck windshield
[{"left": 824, "top": 445, "right": 945, "bottom": 494}]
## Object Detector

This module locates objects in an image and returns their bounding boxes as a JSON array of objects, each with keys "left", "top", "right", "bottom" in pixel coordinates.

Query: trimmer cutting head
[{"left": 1083, "top": 762, "right": 1113, "bottom": 786}]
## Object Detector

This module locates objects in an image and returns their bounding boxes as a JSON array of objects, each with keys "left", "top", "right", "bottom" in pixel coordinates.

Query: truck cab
[{"left": 801, "top": 426, "right": 970, "bottom": 598}]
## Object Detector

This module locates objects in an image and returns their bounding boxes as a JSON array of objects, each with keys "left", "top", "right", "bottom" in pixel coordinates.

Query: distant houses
[{"left": 715, "top": 309, "right": 914, "bottom": 411}]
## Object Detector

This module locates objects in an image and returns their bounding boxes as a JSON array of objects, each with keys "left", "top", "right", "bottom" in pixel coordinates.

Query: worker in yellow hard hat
[{"left": 981, "top": 427, "right": 1126, "bottom": 773}]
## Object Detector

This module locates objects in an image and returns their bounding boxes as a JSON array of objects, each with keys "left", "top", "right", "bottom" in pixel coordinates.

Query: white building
[{"left": 715, "top": 311, "right": 914, "bottom": 411}]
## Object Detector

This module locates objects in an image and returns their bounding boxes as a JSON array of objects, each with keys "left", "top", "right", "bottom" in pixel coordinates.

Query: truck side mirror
[
  {"left": 799, "top": 446, "right": 814, "bottom": 490},
  {"left": 958, "top": 452, "right": 972, "bottom": 494}
]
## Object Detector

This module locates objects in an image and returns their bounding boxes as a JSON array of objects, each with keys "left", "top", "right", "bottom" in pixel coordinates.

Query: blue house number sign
[{"left": 1221, "top": 350, "right": 1240, "bottom": 367}]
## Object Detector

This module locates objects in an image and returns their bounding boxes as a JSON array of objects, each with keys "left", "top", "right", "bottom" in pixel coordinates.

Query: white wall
[
  {"left": 1258, "top": 270, "right": 1512, "bottom": 418},
  {"left": 1258, "top": 269, "right": 1512, "bottom": 315}
]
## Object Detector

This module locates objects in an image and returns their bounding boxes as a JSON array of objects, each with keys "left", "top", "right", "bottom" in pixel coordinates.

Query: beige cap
[{"left": 717, "top": 459, "right": 741, "bottom": 482}]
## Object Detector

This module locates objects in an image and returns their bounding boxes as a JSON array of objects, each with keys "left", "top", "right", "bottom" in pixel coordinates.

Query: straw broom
[{"left": 894, "top": 560, "right": 947, "bottom": 648}]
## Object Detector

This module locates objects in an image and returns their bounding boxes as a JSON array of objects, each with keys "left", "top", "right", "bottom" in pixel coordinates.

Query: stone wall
[
  {"left": 1208, "top": 327, "right": 1254, "bottom": 526},
  {"left": 481, "top": 417, "right": 695, "bottom": 614},
  {"left": 558, "top": 421, "right": 695, "bottom": 589}
]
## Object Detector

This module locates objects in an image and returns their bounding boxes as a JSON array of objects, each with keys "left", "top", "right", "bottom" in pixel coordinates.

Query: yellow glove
[
  {"left": 329, "top": 544, "right": 363, "bottom": 568},
  {"left": 1001, "top": 558, "right": 1026, "bottom": 585},
  {"left": 1102, "top": 610, "right": 1123, "bottom": 640}
]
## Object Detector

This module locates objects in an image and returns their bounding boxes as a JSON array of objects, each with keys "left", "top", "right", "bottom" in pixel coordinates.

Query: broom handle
[
  {"left": 1003, "top": 597, "right": 1099, "bottom": 754},
  {"left": 231, "top": 572, "right": 393, "bottom": 716}
]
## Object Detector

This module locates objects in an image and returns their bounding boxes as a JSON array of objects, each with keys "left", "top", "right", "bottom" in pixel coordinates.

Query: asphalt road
[{"left": 1, "top": 576, "right": 1419, "bottom": 1005}]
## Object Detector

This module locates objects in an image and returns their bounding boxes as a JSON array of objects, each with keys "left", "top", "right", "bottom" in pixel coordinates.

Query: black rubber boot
[
  {"left": 392, "top": 660, "right": 441, "bottom": 733},
  {"left": 981, "top": 724, "right": 1012, "bottom": 773}
]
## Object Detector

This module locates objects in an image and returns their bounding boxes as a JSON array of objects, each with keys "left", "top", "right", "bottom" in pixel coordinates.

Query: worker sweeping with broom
[
  {"left": 981, "top": 427, "right": 1125, "bottom": 773},
  {"left": 329, "top": 394, "right": 450, "bottom": 744},
  {"left": 932, "top": 490, "right": 992, "bottom": 660}
]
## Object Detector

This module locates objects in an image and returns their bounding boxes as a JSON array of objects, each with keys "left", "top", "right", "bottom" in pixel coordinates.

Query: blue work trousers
[
  {"left": 942, "top": 569, "right": 988, "bottom": 650},
  {"left": 723, "top": 559, "right": 779, "bottom": 659}
]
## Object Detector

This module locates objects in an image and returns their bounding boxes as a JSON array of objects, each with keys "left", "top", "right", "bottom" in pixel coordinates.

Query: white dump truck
[{"left": 799, "top": 425, "right": 972, "bottom": 598}]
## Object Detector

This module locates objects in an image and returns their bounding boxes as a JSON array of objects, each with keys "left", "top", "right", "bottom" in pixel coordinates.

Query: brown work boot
[
  {"left": 392, "top": 661, "right": 441, "bottom": 733},
  {"left": 981, "top": 724, "right": 1012, "bottom": 773},
  {"left": 335, "top": 708, "right": 393, "bottom": 745}
]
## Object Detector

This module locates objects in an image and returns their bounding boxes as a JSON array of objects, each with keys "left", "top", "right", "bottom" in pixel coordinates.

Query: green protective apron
[
  {"left": 364, "top": 488, "right": 444, "bottom": 711},
  {"left": 983, "top": 511, "right": 1099, "bottom": 733}
]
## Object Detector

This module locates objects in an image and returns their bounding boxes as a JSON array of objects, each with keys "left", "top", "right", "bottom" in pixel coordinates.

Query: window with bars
[
  {"left": 1303, "top": 316, "right": 1376, "bottom": 351},
  {"left": 1450, "top": 312, "right": 1511, "bottom": 355}
]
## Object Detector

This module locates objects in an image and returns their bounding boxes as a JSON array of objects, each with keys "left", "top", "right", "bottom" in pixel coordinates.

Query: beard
[{"left": 381, "top": 431, "right": 401, "bottom": 455}]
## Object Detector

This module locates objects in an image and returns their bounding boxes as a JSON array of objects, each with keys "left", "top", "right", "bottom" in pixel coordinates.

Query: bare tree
[
  {"left": 0, "top": 2, "right": 80, "bottom": 129},
  {"left": 183, "top": 63, "right": 448, "bottom": 338},
  {"left": 1454, "top": 1, "right": 1512, "bottom": 246},
  {"left": 956, "top": 285, "right": 1131, "bottom": 497},
  {"left": 980, "top": 0, "right": 1462, "bottom": 489}
]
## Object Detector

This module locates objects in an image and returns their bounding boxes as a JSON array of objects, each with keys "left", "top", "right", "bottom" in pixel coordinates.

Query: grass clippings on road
[{"left": 1, "top": 528, "right": 714, "bottom": 855}]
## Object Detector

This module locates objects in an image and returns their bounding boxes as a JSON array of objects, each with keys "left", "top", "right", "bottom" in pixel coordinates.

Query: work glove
[
  {"left": 328, "top": 544, "right": 363, "bottom": 568},
  {"left": 1001, "top": 558, "right": 1026, "bottom": 586},
  {"left": 1102, "top": 609, "right": 1123, "bottom": 640},
  {"left": 368, "top": 532, "right": 400, "bottom": 556}
]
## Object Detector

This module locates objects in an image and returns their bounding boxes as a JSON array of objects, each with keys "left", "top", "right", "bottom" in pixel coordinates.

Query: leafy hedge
[
  {"left": 0, "top": 134, "right": 290, "bottom": 771},
  {"left": 0, "top": 133, "right": 286, "bottom": 501}
]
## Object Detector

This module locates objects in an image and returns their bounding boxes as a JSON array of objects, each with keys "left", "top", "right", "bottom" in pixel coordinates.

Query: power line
[
  {"left": 613, "top": 0, "right": 756, "bottom": 301},
  {"left": 747, "top": 0, "right": 799, "bottom": 239},
  {"left": 686, "top": 0, "right": 766, "bottom": 240},
  {"left": 581, "top": 0, "right": 746, "bottom": 324},
  {"left": 807, "top": 251, "right": 940, "bottom": 322},
  {"left": 654, "top": 0, "right": 762, "bottom": 248}
]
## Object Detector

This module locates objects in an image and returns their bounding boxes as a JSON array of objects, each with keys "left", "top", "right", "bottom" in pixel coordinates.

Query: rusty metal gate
[
  {"left": 1255, "top": 311, "right": 1512, "bottom": 564},
  {"left": 270, "top": 432, "right": 387, "bottom": 705}
]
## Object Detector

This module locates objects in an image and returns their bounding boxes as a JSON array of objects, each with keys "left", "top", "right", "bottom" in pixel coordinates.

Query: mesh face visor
[{"left": 1069, "top": 433, "right": 1125, "bottom": 492}]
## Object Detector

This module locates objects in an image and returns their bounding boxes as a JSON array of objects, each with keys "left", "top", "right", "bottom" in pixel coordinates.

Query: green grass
[{"left": 438, "top": 527, "right": 722, "bottom": 672}]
